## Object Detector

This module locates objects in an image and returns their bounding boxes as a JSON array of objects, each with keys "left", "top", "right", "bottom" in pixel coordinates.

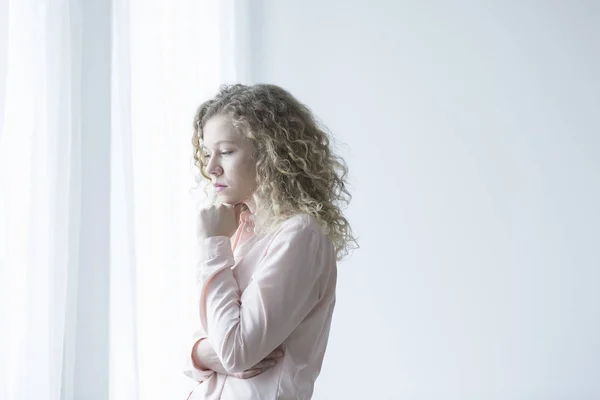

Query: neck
[{"left": 244, "top": 198, "right": 256, "bottom": 214}]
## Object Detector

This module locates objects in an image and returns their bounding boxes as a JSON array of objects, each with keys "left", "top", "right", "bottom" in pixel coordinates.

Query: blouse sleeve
[
  {"left": 181, "top": 327, "right": 215, "bottom": 383},
  {"left": 196, "top": 218, "right": 331, "bottom": 373}
]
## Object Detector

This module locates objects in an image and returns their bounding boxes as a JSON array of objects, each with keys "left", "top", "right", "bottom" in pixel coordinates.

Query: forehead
[{"left": 202, "top": 114, "right": 242, "bottom": 147}]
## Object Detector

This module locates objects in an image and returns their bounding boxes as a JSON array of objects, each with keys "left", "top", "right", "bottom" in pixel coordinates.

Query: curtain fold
[
  {"left": 1, "top": 0, "right": 237, "bottom": 399},
  {"left": 110, "top": 0, "right": 227, "bottom": 398},
  {"left": 0, "top": 1, "right": 84, "bottom": 399}
]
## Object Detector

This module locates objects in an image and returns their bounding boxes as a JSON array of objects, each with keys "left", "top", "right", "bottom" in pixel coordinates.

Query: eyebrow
[{"left": 201, "top": 140, "right": 237, "bottom": 149}]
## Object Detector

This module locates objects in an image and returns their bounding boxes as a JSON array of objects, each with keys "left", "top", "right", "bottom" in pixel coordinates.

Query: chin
[{"left": 218, "top": 193, "right": 242, "bottom": 205}]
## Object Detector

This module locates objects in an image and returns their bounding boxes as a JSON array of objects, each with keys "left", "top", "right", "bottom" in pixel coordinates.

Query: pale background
[
  {"left": 240, "top": 1, "right": 600, "bottom": 399},
  {"left": 1, "top": 1, "right": 598, "bottom": 399}
]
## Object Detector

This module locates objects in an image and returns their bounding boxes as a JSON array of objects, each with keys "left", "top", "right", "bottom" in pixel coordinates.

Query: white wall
[{"left": 245, "top": 1, "right": 600, "bottom": 399}]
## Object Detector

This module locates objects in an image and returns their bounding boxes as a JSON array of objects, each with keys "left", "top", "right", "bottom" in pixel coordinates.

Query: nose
[{"left": 206, "top": 156, "right": 223, "bottom": 177}]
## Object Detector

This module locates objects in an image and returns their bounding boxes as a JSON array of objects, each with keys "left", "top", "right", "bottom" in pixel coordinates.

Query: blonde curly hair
[{"left": 191, "top": 83, "right": 357, "bottom": 260}]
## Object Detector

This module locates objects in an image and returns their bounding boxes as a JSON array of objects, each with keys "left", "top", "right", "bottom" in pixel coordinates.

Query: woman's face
[{"left": 202, "top": 114, "right": 257, "bottom": 207}]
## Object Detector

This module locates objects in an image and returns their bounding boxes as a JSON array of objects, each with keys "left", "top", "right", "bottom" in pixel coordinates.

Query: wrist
[
  {"left": 197, "top": 234, "right": 227, "bottom": 241},
  {"left": 196, "top": 233, "right": 213, "bottom": 241},
  {"left": 195, "top": 338, "right": 228, "bottom": 374},
  {"left": 192, "top": 338, "right": 211, "bottom": 371}
]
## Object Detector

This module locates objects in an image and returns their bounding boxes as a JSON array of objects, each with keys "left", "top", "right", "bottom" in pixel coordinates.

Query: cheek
[
  {"left": 227, "top": 157, "right": 256, "bottom": 183},
  {"left": 238, "top": 158, "right": 257, "bottom": 185}
]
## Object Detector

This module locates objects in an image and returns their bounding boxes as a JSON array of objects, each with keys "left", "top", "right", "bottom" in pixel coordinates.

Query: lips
[{"left": 213, "top": 183, "right": 227, "bottom": 192}]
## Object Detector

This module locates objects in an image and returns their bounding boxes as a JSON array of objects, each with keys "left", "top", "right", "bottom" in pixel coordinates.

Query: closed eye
[{"left": 201, "top": 150, "right": 234, "bottom": 160}]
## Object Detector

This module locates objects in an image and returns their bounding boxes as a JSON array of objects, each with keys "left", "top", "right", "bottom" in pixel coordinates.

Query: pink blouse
[{"left": 182, "top": 211, "right": 338, "bottom": 399}]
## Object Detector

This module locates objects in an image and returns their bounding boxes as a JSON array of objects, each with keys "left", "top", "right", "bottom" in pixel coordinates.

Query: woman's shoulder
[
  {"left": 277, "top": 213, "right": 324, "bottom": 234},
  {"left": 271, "top": 213, "right": 333, "bottom": 250},
  {"left": 263, "top": 213, "right": 335, "bottom": 265}
]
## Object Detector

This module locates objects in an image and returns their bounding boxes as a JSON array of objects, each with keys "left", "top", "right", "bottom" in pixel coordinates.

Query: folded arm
[
  {"left": 197, "top": 218, "right": 330, "bottom": 373},
  {"left": 181, "top": 328, "right": 215, "bottom": 383},
  {"left": 192, "top": 337, "right": 224, "bottom": 373}
]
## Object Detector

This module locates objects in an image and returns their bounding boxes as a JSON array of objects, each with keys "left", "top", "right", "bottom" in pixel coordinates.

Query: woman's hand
[
  {"left": 229, "top": 347, "right": 285, "bottom": 379},
  {"left": 196, "top": 203, "right": 244, "bottom": 240},
  {"left": 193, "top": 338, "right": 284, "bottom": 379}
]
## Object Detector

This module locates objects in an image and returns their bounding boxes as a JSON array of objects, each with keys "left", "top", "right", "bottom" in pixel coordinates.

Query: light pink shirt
[{"left": 183, "top": 211, "right": 337, "bottom": 400}]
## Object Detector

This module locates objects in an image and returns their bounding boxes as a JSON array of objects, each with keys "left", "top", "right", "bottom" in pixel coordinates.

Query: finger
[
  {"left": 237, "top": 369, "right": 261, "bottom": 379},
  {"left": 265, "top": 349, "right": 285, "bottom": 359},
  {"left": 251, "top": 359, "right": 277, "bottom": 370},
  {"left": 221, "top": 202, "right": 242, "bottom": 209}
]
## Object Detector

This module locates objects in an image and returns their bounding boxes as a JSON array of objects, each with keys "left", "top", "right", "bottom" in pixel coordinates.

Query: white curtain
[
  {"left": 110, "top": 0, "right": 229, "bottom": 399},
  {"left": 0, "top": 1, "right": 86, "bottom": 398},
  {"left": 0, "top": 0, "right": 242, "bottom": 399}
]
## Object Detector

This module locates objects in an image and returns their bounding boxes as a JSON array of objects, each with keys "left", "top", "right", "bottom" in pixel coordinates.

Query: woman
[{"left": 183, "top": 84, "right": 357, "bottom": 399}]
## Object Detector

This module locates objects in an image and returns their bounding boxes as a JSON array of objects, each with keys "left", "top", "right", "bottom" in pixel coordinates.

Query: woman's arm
[
  {"left": 181, "top": 329, "right": 215, "bottom": 383},
  {"left": 191, "top": 338, "right": 225, "bottom": 373},
  {"left": 193, "top": 338, "right": 285, "bottom": 378},
  {"left": 197, "top": 217, "right": 333, "bottom": 374}
]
